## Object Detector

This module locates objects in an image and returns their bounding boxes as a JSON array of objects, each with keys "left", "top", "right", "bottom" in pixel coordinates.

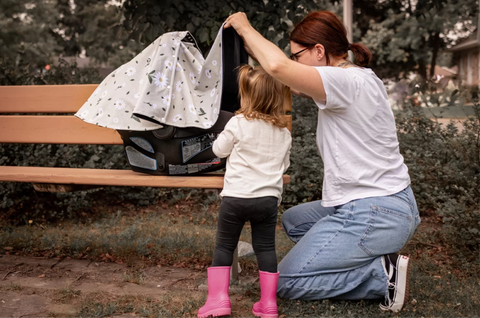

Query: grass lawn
[{"left": 1, "top": 199, "right": 479, "bottom": 317}]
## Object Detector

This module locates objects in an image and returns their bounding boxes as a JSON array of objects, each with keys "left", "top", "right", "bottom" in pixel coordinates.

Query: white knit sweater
[{"left": 212, "top": 115, "right": 292, "bottom": 204}]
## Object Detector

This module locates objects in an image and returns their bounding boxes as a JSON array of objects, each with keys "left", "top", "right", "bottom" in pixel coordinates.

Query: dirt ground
[{"left": 0, "top": 255, "right": 258, "bottom": 318}]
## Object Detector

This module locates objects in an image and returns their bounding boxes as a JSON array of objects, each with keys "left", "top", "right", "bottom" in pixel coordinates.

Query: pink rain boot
[
  {"left": 252, "top": 271, "right": 279, "bottom": 318},
  {"left": 198, "top": 266, "right": 231, "bottom": 318}
]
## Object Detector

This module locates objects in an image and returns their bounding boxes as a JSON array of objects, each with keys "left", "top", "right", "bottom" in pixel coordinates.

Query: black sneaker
[{"left": 379, "top": 253, "right": 410, "bottom": 312}]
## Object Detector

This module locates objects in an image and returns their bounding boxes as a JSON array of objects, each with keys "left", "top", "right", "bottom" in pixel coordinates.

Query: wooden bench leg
[{"left": 231, "top": 246, "right": 239, "bottom": 281}]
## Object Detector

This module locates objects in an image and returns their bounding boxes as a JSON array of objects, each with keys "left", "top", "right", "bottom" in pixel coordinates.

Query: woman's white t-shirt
[
  {"left": 212, "top": 115, "right": 292, "bottom": 204},
  {"left": 313, "top": 66, "right": 410, "bottom": 207}
]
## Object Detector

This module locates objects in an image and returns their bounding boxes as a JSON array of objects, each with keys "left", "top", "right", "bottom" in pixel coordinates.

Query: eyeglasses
[{"left": 290, "top": 47, "right": 311, "bottom": 61}]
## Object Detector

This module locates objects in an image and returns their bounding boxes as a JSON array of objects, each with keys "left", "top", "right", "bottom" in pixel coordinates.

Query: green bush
[
  {"left": 397, "top": 101, "right": 480, "bottom": 253},
  {"left": 1, "top": 59, "right": 480, "bottom": 255},
  {"left": 0, "top": 57, "right": 102, "bottom": 85},
  {"left": 0, "top": 142, "right": 161, "bottom": 223},
  {"left": 285, "top": 95, "right": 480, "bottom": 254},
  {"left": 283, "top": 96, "right": 323, "bottom": 205},
  {"left": 0, "top": 57, "right": 161, "bottom": 223},
  {"left": 0, "top": 56, "right": 230, "bottom": 223}
]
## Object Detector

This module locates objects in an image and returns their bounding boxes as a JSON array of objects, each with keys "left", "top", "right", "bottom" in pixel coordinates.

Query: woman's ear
[{"left": 314, "top": 44, "right": 325, "bottom": 61}]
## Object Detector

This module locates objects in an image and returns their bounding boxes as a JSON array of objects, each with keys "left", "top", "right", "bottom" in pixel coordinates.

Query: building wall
[
  {"left": 474, "top": 51, "right": 480, "bottom": 86},
  {"left": 458, "top": 49, "right": 480, "bottom": 87},
  {"left": 474, "top": 52, "right": 479, "bottom": 86},
  {"left": 470, "top": 51, "right": 473, "bottom": 84}
]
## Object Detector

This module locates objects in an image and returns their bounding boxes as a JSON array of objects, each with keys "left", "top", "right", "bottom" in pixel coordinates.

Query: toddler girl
[{"left": 198, "top": 65, "right": 292, "bottom": 318}]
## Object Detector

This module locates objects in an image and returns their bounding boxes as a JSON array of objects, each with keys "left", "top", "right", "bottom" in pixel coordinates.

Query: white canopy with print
[{"left": 75, "top": 28, "right": 224, "bottom": 131}]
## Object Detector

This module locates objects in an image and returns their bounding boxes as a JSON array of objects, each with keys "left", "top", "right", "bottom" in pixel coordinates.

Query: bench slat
[
  {"left": 0, "top": 85, "right": 293, "bottom": 113},
  {"left": 0, "top": 116, "right": 123, "bottom": 144},
  {"left": 0, "top": 115, "right": 292, "bottom": 144},
  {"left": 0, "top": 166, "right": 291, "bottom": 188},
  {"left": 0, "top": 85, "right": 98, "bottom": 113}
]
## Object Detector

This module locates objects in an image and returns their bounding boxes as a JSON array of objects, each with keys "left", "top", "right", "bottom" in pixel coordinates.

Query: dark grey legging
[{"left": 212, "top": 196, "right": 278, "bottom": 273}]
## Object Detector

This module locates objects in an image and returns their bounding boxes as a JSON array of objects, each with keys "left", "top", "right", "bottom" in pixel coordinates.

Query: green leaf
[
  {"left": 186, "top": 22, "right": 195, "bottom": 33},
  {"left": 145, "top": 26, "right": 155, "bottom": 42},
  {"left": 199, "top": 28, "right": 208, "bottom": 43},
  {"left": 192, "top": 17, "right": 201, "bottom": 26},
  {"left": 287, "top": 9, "right": 295, "bottom": 21},
  {"left": 166, "top": 15, "right": 175, "bottom": 29},
  {"left": 151, "top": 24, "right": 161, "bottom": 39}
]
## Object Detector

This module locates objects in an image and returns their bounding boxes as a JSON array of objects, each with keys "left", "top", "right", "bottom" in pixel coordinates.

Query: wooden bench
[{"left": 0, "top": 84, "right": 292, "bottom": 279}]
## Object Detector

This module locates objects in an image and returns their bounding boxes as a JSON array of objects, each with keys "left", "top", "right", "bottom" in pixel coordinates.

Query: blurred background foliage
[{"left": 1, "top": 0, "right": 478, "bottom": 79}]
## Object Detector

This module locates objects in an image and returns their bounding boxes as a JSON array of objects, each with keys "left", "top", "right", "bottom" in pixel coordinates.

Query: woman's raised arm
[{"left": 224, "top": 12, "right": 326, "bottom": 102}]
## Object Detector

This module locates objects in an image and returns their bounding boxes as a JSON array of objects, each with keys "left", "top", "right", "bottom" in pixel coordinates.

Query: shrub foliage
[
  {"left": 397, "top": 103, "right": 480, "bottom": 253},
  {"left": 0, "top": 58, "right": 159, "bottom": 223},
  {"left": 0, "top": 65, "right": 479, "bottom": 254}
]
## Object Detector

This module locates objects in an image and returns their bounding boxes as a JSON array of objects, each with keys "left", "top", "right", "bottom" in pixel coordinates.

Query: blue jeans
[{"left": 277, "top": 186, "right": 420, "bottom": 300}]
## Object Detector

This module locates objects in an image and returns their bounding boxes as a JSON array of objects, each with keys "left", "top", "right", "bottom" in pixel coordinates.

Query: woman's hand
[
  {"left": 224, "top": 12, "right": 253, "bottom": 37},
  {"left": 224, "top": 12, "right": 257, "bottom": 61},
  {"left": 224, "top": 11, "right": 326, "bottom": 102}
]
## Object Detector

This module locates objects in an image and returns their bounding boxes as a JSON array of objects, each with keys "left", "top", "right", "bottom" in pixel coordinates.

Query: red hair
[{"left": 290, "top": 11, "right": 372, "bottom": 66}]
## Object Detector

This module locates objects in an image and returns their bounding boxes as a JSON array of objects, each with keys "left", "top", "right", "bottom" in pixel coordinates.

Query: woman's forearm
[
  {"left": 240, "top": 26, "right": 290, "bottom": 76},
  {"left": 225, "top": 13, "right": 326, "bottom": 101}
]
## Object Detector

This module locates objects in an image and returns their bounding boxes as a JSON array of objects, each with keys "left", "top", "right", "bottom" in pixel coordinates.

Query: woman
[{"left": 224, "top": 11, "right": 421, "bottom": 313}]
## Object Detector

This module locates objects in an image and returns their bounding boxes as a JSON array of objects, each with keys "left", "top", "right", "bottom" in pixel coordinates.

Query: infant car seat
[{"left": 117, "top": 27, "right": 248, "bottom": 175}]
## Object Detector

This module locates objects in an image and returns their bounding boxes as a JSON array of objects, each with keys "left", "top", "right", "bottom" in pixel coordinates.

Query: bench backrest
[{"left": 0, "top": 85, "right": 292, "bottom": 145}]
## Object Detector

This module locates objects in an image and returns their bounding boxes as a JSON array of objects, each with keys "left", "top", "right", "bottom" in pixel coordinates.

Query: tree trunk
[
  {"left": 418, "top": 60, "right": 427, "bottom": 82},
  {"left": 429, "top": 32, "right": 441, "bottom": 79}
]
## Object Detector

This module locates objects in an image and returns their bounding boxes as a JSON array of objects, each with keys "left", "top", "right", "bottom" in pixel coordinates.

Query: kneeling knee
[{"left": 280, "top": 209, "right": 296, "bottom": 228}]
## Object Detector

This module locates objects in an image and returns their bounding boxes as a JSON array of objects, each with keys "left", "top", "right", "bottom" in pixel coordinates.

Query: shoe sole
[
  {"left": 391, "top": 255, "right": 410, "bottom": 312},
  {"left": 405, "top": 256, "right": 411, "bottom": 305},
  {"left": 198, "top": 308, "right": 231, "bottom": 318},
  {"left": 252, "top": 310, "right": 278, "bottom": 318}
]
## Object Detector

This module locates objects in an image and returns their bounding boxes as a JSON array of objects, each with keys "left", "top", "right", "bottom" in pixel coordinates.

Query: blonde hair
[{"left": 236, "top": 65, "right": 289, "bottom": 128}]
